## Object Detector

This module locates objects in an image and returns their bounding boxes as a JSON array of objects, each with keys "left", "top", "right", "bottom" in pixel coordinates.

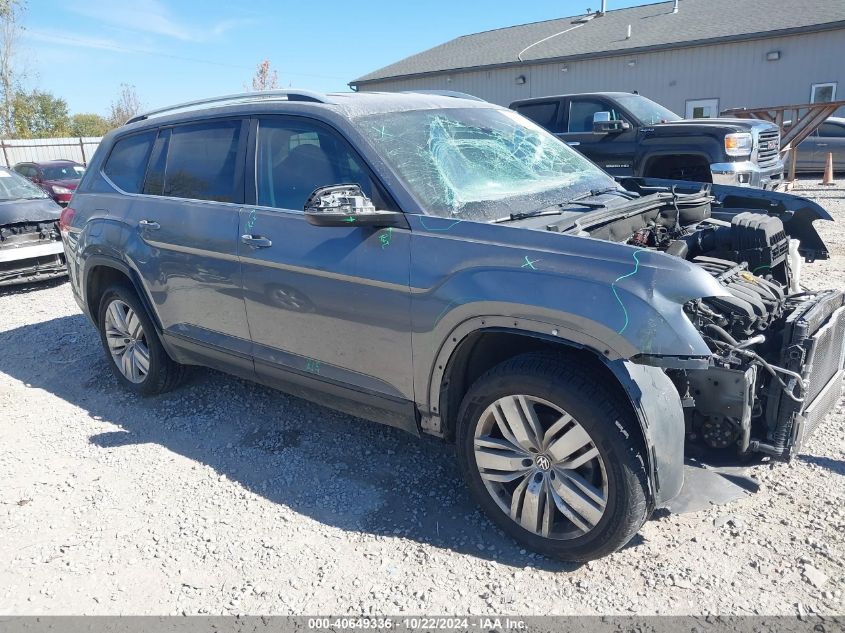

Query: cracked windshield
[{"left": 356, "top": 107, "right": 616, "bottom": 221}]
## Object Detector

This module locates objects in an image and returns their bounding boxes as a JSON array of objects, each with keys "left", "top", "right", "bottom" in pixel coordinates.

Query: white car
[{"left": 0, "top": 167, "right": 67, "bottom": 287}]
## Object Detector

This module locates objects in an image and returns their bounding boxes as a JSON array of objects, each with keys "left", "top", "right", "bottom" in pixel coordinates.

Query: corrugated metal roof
[{"left": 351, "top": 0, "right": 845, "bottom": 85}]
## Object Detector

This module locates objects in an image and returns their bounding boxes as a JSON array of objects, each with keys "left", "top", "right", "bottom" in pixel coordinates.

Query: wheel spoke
[
  {"left": 121, "top": 348, "right": 135, "bottom": 380},
  {"left": 558, "top": 468, "right": 607, "bottom": 507},
  {"left": 134, "top": 344, "right": 150, "bottom": 375},
  {"left": 474, "top": 436, "right": 533, "bottom": 473},
  {"left": 106, "top": 329, "right": 127, "bottom": 352},
  {"left": 107, "top": 302, "right": 129, "bottom": 335},
  {"left": 125, "top": 310, "right": 143, "bottom": 340},
  {"left": 510, "top": 473, "right": 553, "bottom": 536},
  {"left": 549, "top": 469, "right": 605, "bottom": 532},
  {"left": 542, "top": 413, "right": 573, "bottom": 449},
  {"left": 546, "top": 423, "right": 592, "bottom": 464},
  {"left": 558, "top": 446, "right": 600, "bottom": 470},
  {"left": 493, "top": 395, "right": 543, "bottom": 451}
]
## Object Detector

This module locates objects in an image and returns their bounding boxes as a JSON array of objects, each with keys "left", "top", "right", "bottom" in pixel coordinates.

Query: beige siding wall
[{"left": 357, "top": 29, "right": 845, "bottom": 115}]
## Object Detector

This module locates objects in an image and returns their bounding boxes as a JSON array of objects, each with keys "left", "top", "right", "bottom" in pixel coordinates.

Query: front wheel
[{"left": 456, "top": 353, "right": 651, "bottom": 561}]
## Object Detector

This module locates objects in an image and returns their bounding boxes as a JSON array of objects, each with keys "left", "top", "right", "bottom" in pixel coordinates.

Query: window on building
[
  {"left": 103, "top": 131, "right": 156, "bottom": 193},
  {"left": 810, "top": 83, "right": 837, "bottom": 104}
]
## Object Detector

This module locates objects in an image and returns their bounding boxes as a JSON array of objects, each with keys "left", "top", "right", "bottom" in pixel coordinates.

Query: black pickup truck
[{"left": 510, "top": 92, "right": 784, "bottom": 189}]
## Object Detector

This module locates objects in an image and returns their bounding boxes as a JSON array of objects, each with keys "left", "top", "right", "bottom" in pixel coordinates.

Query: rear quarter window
[{"left": 102, "top": 131, "right": 156, "bottom": 193}]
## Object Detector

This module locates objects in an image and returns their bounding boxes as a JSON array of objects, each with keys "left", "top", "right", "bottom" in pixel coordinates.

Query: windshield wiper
[{"left": 492, "top": 187, "right": 633, "bottom": 224}]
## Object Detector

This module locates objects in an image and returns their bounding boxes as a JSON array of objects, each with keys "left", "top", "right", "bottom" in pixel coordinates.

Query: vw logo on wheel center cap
[{"left": 535, "top": 454, "right": 552, "bottom": 471}]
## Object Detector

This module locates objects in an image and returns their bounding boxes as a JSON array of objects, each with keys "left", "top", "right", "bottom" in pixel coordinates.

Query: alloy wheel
[
  {"left": 473, "top": 394, "right": 608, "bottom": 539},
  {"left": 104, "top": 299, "right": 150, "bottom": 384}
]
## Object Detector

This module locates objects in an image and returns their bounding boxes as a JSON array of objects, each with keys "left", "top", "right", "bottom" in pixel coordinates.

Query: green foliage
[
  {"left": 69, "top": 112, "right": 111, "bottom": 137},
  {"left": 11, "top": 89, "right": 70, "bottom": 138}
]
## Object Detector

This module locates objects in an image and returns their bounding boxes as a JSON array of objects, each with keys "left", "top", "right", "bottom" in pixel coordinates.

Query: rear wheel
[
  {"left": 97, "top": 284, "right": 186, "bottom": 395},
  {"left": 456, "top": 353, "right": 650, "bottom": 561}
]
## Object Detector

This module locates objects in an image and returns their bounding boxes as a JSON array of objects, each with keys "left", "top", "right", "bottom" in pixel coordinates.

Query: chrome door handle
[
  {"left": 817, "top": 143, "right": 828, "bottom": 147},
  {"left": 567, "top": 141, "right": 580, "bottom": 146},
  {"left": 241, "top": 234, "right": 272, "bottom": 248},
  {"left": 138, "top": 220, "right": 160, "bottom": 230}
]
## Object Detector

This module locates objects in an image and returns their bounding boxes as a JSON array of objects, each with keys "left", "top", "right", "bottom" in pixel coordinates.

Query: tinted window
[
  {"left": 142, "top": 128, "right": 170, "bottom": 196},
  {"left": 161, "top": 120, "right": 243, "bottom": 203},
  {"left": 819, "top": 122, "right": 845, "bottom": 138},
  {"left": 103, "top": 132, "right": 155, "bottom": 193},
  {"left": 568, "top": 99, "right": 618, "bottom": 133},
  {"left": 256, "top": 117, "right": 393, "bottom": 211},
  {"left": 516, "top": 102, "right": 559, "bottom": 132}
]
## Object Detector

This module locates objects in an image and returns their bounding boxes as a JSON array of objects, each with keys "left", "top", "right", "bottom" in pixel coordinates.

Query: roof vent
[{"left": 573, "top": 12, "right": 596, "bottom": 23}]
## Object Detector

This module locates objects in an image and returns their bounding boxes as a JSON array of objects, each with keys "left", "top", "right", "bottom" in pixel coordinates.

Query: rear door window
[
  {"left": 515, "top": 102, "right": 560, "bottom": 132},
  {"left": 103, "top": 131, "right": 156, "bottom": 193},
  {"left": 156, "top": 119, "right": 245, "bottom": 203}
]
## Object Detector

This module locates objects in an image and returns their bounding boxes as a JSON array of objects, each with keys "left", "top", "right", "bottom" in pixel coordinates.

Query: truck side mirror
[{"left": 592, "top": 111, "right": 630, "bottom": 134}]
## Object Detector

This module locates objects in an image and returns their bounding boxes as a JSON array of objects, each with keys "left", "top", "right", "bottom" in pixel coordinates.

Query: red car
[{"left": 12, "top": 159, "right": 85, "bottom": 206}]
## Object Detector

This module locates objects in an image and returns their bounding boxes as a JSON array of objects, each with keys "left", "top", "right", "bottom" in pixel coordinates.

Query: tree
[
  {"left": 250, "top": 59, "right": 279, "bottom": 91},
  {"left": 0, "top": 0, "right": 24, "bottom": 136},
  {"left": 69, "top": 112, "right": 110, "bottom": 137},
  {"left": 108, "top": 83, "right": 142, "bottom": 127},
  {"left": 11, "top": 89, "right": 69, "bottom": 138}
]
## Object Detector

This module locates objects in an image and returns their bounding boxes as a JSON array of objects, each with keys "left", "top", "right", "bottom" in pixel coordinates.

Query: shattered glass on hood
[{"left": 355, "top": 107, "right": 615, "bottom": 221}]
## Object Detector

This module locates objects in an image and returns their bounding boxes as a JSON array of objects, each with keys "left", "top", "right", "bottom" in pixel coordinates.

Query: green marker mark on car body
[
  {"left": 522, "top": 256, "right": 539, "bottom": 270},
  {"left": 611, "top": 249, "right": 647, "bottom": 335}
]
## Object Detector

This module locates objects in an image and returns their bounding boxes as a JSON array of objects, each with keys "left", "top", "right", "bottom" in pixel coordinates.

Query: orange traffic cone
[{"left": 820, "top": 152, "right": 836, "bottom": 186}]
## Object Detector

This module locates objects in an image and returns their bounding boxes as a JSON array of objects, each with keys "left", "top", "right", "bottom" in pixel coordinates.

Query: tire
[
  {"left": 96, "top": 283, "right": 187, "bottom": 396},
  {"left": 456, "top": 352, "right": 651, "bottom": 562}
]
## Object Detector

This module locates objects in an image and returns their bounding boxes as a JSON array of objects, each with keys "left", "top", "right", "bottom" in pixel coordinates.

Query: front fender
[{"left": 607, "top": 359, "right": 685, "bottom": 507}]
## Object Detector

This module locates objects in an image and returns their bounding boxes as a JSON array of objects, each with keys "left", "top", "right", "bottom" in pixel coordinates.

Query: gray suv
[{"left": 61, "top": 90, "right": 845, "bottom": 562}]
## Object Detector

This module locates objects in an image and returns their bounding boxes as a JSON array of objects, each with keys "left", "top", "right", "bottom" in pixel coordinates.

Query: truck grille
[
  {"left": 765, "top": 290, "right": 845, "bottom": 457},
  {"left": 756, "top": 130, "right": 780, "bottom": 167}
]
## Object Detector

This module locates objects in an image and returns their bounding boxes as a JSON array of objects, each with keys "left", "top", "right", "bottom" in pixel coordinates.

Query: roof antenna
[{"left": 672, "top": 0, "right": 679, "bottom": 13}]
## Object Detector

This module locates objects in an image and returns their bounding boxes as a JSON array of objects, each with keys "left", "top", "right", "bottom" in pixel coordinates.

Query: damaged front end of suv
[{"left": 614, "top": 179, "right": 842, "bottom": 462}]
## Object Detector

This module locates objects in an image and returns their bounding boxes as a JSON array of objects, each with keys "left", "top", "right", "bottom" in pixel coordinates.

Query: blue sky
[{"left": 21, "top": 0, "right": 643, "bottom": 115}]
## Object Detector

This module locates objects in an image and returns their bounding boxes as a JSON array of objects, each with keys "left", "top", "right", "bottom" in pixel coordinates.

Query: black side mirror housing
[{"left": 303, "top": 184, "right": 407, "bottom": 228}]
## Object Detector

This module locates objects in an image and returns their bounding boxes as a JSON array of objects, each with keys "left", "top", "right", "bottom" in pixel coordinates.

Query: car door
[
  {"left": 237, "top": 115, "right": 414, "bottom": 425},
  {"left": 817, "top": 121, "right": 845, "bottom": 168},
  {"left": 115, "top": 118, "right": 254, "bottom": 371},
  {"left": 556, "top": 97, "right": 637, "bottom": 176},
  {"left": 796, "top": 129, "right": 823, "bottom": 172}
]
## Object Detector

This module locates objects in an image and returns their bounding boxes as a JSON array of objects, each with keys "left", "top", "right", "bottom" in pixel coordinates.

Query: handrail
[{"left": 125, "top": 89, "right": 333, "bottom": 125}]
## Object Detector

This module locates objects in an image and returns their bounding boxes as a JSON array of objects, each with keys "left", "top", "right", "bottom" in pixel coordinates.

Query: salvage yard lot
[{"left": 1, "top": 178, "right": 843, "bottom": 616}]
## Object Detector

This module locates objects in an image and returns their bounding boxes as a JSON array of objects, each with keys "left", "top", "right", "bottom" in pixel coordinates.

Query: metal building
[{"left": 350, "top": 0, "right": 845, "bottom": 117}]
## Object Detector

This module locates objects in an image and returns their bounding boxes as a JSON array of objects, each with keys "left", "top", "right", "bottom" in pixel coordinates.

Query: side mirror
[
  {"left": 592, "top": 111, "right": 630, "bottom": 134},
  {"left": 303, "top": 184, "right": 406, "bottom": 228}
]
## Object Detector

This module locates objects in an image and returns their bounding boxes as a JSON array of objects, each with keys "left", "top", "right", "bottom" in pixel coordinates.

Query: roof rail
[
  {"left": 125, "top": 89, "right": 333, "bottom": 125},
  {"left": 403, "top": 90, "right": 486, "bottom": 102}
]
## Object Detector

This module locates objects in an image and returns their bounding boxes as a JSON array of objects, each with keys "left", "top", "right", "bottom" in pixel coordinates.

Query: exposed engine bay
[
  {"left": 0, "top": 219, "right": 67, "bottom": 286},
  {"left": 566, "top": 183, "right": 845, "bottom": 460}
]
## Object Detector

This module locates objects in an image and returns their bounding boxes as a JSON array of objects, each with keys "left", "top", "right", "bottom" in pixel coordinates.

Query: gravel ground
[{"left": 0, "top": 177, "right": 843, "bottom": 616}]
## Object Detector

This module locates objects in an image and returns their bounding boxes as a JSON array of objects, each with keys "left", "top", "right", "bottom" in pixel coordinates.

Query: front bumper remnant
[{"left": 710, "top": 159, "right": 785, "bottom": 190}]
